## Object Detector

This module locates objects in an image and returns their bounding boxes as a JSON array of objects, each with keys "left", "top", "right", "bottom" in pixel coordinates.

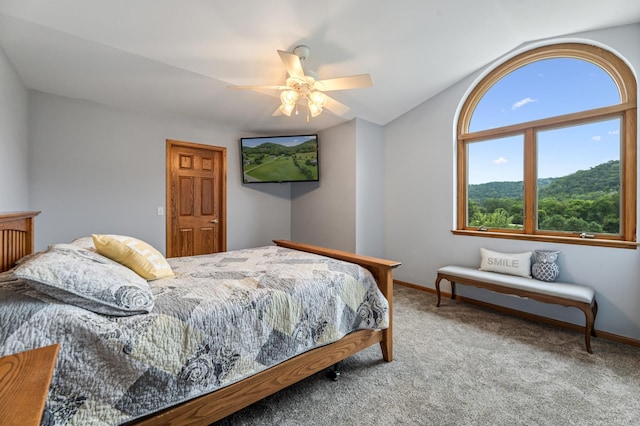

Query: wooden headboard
[{"left": 0, "top": 211, "right": 40, "bottom": 273}]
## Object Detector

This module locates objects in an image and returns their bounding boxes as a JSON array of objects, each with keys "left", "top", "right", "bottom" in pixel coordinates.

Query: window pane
[
  {"left": 470, "top": 58, "right": 620, "bottom": 132},
  {"left": 537, "top": 118, "right": 621, "bottom": 234},
  {"left": 467, "top": 135, "right": 524, "bottom": 229}
]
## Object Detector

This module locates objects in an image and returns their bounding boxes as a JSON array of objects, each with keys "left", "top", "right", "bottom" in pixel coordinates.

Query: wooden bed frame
[
  {"left": 0, "top": 211, "right": 400, "bottom": 425},
  {"left": 0, "top": 211, "right": 40, "bottom": 273}
]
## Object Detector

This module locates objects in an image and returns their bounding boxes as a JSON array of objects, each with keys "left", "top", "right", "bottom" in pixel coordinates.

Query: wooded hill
[
  {"left": 469, "top": 160, "right": 619, "bottom": 202},
  {"left": 468, "top": 160, "right": 620, "bottom": 233},
  {"left": 242, "top": 140, "right": 317, "bottom": 156}
]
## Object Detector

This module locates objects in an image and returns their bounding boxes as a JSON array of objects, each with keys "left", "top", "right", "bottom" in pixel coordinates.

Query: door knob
[{"left": 211, "top": 219, "right": 219, "bottom": 224}]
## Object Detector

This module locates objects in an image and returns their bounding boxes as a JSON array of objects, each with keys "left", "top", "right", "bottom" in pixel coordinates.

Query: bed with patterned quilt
[{"left": 0, "top": 212, "right": 400, "bottom": 425}]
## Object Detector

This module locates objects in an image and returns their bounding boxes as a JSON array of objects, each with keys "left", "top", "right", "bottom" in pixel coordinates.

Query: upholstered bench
[{"left": 435, "top": 265, "right": 598, "bottom": 353}]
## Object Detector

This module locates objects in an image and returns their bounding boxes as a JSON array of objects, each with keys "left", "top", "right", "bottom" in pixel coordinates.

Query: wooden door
[{"left": 166, "top": 140, "right": 226, "bottom": 257}]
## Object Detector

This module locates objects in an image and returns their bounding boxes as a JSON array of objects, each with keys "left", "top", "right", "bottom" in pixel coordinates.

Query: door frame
[{"left": 166, "top": 139, "right": 227, "bottom": 257}]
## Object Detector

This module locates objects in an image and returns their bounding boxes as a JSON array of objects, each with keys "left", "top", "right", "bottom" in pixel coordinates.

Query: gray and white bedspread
[{"left": 0, "top": 245, "right": 388, "bottom": 425}]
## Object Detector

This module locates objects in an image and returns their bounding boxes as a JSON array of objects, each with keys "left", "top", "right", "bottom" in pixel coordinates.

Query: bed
[{"left": 0, "top": 211, "right": 400, "bottom": 425}]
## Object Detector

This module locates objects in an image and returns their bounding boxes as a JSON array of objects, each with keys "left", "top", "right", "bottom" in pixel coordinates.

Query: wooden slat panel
[
  {"left": 0, "top": 212, "right": 40, "bottom": 272},
  {"left": 1, "top": 230, "right": 8, "bottom": 272}
]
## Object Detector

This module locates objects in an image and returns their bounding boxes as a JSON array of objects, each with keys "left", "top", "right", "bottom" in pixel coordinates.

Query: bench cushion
[{"left": 438, "top": 265, "right": 595, "bottom": 304}]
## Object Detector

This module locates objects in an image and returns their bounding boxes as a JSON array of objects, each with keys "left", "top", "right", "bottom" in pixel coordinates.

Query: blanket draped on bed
[{"left": 0, "top": 246, "right": 388, "bottom": 425}]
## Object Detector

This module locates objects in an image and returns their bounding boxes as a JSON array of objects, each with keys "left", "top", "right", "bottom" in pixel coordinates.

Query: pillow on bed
[
  {"left": 13, "top": 244, "right": 154, "bottom": 316},
  {"left": 69, "top": 236, "right": 97, "bottom": 250},
  {"left": 479, "top": 248, "right": 532, "bottom": 278},
  {"left": 92, "top": 234, "right": 174, "bottom": 280}
]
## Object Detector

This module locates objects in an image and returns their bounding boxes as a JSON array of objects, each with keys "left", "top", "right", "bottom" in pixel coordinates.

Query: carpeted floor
[{"left": 214, "top": 285, "right": 640, "bottom": 425}]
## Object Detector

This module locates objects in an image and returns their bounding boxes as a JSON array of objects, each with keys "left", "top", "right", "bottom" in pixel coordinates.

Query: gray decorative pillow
[{"left": 13, "top": 244, "right": 154, "bottom": 316}]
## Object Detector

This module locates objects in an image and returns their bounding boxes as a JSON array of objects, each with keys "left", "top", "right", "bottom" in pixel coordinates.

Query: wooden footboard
[
  {"left": 273, "top": 239, "right": 401, "bottom": 362},
  {"left": 0, "top": 211, "right": 40, "bottom": 273},
  {"left": 132, "top": 241, "right": 400, "bottom": 426}
]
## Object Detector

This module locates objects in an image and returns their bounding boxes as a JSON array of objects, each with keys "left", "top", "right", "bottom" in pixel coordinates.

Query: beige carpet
[{"left": 215, "top": 285, "right": 640, "bottom": 425}]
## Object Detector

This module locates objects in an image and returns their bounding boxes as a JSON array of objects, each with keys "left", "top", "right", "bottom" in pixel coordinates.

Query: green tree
[{"left": 539, "top": 214, "right": 567, "bottom": 231}]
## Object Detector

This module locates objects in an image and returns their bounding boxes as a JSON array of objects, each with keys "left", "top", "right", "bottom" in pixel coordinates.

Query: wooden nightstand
[{"left": 0, "top": 344, "right": 59, "bottom": 426}]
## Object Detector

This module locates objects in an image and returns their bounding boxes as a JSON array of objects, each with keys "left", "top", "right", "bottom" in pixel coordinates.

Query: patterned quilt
[{"left": 0, "top": 245, "right": 389, "bottom": 425}]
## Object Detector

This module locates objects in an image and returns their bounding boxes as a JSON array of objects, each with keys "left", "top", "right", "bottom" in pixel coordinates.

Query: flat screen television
[{"left": 240, "top": 134, "right": 319, "bottom": 184}]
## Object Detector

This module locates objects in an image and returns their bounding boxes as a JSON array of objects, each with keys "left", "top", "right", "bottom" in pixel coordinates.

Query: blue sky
[
  {"left": 468, "top": 58, "right": 621, "bottom": 184},
  {"left": 241, "top": 134, "right": 316, "bottom": 148}
]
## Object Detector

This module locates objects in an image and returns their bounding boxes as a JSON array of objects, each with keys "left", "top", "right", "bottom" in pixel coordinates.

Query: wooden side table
[{"left": 0, "top": 344, "right": 59, "bottom": 426}]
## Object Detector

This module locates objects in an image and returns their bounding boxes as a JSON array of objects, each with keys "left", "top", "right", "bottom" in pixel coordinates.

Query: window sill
[{"left": 451, "top": 229, "right": 638, "bottom": 249}]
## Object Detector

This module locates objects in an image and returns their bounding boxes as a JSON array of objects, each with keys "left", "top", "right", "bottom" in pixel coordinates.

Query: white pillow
[
  {"left": 69, "top": 236, "right": 97, "bottom": 251},
  {"left": 479, "top": 248, "right": 532, "bottom": 278}
]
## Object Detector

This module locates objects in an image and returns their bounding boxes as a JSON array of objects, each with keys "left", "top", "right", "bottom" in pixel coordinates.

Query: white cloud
[
  {"left": 592, "top": 135, "right": 602, "bottom": 141},
  {"left": 493, "top": 156, "right": 508, "bottom": 165},
  {"left": 512, "top": 97, "right": 537, "bottom": 110},
  {"left": 608, "top": 130, "right": 620, "bottom": 135}
]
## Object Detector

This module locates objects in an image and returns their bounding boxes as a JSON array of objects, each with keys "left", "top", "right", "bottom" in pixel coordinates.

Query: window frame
[{"left": 454, "top": 43, "right": 638, "bottom": 249}]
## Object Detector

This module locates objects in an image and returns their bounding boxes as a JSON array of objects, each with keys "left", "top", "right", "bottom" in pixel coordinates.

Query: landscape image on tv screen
[{"left": 241, "top": 134, "right": 319, "bottom": 183}]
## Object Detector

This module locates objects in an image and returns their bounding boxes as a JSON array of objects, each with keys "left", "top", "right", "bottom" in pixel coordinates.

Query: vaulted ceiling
[{"left": 1, "top": 0, "right": 639, "bottom": 134}]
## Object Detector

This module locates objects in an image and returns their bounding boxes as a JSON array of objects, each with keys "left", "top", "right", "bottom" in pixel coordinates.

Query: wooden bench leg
[
  {"left": 591, "top": 300, "right": 598, "bottom": 337},
  {"left": 435, "top": 274, "right": 457, "bottom": 307},
  {"left": 579, "top": 300, "right": 598, "bottom": 354},
  {"left": 435, "top": 276, "right": 442, "bottom": 307}
]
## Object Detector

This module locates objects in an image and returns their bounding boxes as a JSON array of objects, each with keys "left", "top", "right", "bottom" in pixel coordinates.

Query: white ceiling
[{"left": 1, "top": 0, "right": 639, "bottom": 134}]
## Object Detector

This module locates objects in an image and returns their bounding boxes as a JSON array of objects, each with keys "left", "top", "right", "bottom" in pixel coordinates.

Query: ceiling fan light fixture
[
  {"left": 308, "top": 100, "right": 323, "bottom": 117},
  {"left": 309, "top": 91, "right": 326, "bottom": 107},
  {"left": 280, "top": 90, "right": 298, "bottom": 105},
  {"left": 279, "top": 90, "right": 299, "bottom": 116},
  {"left": 279, "top": 102, "right": 295, "bottom": 116}
]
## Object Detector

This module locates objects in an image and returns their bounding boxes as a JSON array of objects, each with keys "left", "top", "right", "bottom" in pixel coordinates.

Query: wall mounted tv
[{"left": 240, "top": 134, "right": 319, "bottom": 184}]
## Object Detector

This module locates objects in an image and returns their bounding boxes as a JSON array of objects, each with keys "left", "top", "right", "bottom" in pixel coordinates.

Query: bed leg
[{"left": 327, "top": 363, "right": 341, "bottom": 381}]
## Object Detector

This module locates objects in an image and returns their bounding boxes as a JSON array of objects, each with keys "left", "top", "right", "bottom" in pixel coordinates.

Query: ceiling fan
[{"left": 228, "top": 45, "right": 373, "bottom": 121}]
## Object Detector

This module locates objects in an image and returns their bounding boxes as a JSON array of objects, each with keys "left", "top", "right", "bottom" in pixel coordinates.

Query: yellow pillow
[{"left": 92, "top": 234, "right": 174, "bottom": 280}]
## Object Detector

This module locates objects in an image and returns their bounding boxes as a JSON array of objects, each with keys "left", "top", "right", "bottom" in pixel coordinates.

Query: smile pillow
[{"left": 479, "top": 248, "right": 532, "bottom": 278}]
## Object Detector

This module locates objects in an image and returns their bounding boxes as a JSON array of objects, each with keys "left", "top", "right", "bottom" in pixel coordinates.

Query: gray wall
[
  {"left": 0, "top": 46, "right": 29, "bottom": 211},
  {"left": 355, "top": 119, "right": 384, "bottom": 258},
  {"left": 383, "top": 23, "right": 640, "bottom": 340},
  {"left": 27, "top": 91, "right": 291, "bottom": 253},
  {"left": 291, "top": 120, "right": 357, "bottom": 252},
  {"left": 290, "top": 118, "right": 385, "bottom": 257}
]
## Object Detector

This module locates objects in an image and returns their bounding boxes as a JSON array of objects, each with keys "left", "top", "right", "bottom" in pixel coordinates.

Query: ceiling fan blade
[
  {"left": 277, "top": 50, "right": 305, "bottom": 79},
  {"left": 323, "top": 95, "right": 351, "bottom": 116},
  {"left": 315, "top": 74, "right": 373, "bottom": 91},
  {"left": 228, "top": 84, "right": 288, "bottom": 91}
]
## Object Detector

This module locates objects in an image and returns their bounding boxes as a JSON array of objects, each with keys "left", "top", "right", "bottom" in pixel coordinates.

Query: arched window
[{"left": 455, "top": 43, "right": 637, "bottom": 248}]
